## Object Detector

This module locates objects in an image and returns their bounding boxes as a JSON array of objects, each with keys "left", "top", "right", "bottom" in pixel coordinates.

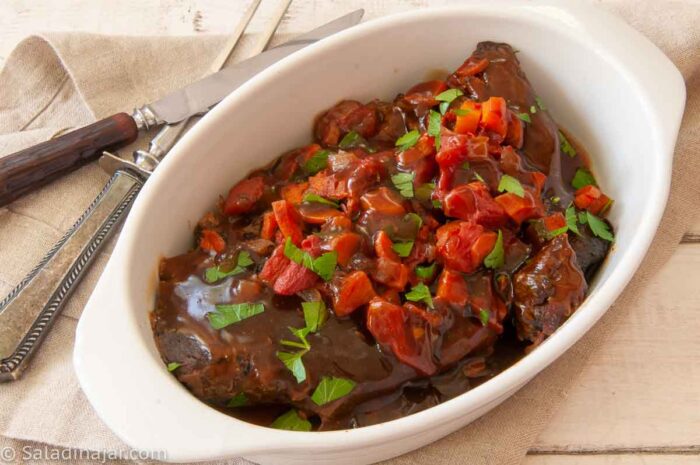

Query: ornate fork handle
[{"left": 0, "top": 169, "right": 144, "bottom": 381}]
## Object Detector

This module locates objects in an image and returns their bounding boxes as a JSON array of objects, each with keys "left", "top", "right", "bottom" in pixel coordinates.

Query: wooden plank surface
[{"left": 0, "top": 1, "right": 698, "bottom": 463}]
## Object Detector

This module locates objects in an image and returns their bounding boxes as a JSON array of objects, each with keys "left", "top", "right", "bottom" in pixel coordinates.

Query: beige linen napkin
[{"left": 1, "top": 2, "right": 699, "bottom": 464}]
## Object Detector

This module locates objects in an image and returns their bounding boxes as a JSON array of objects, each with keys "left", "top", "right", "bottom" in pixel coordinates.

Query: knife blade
[{"left": 0, "top": 10, "right": 364, "bottom": 382}]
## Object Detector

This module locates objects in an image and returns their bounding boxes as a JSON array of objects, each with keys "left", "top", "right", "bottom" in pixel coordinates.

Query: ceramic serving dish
[{"left": 73, "top": 2, "right": 685, "bottom": 463}]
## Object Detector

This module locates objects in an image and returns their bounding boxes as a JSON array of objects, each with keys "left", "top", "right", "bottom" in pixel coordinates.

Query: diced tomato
[
  {"left": 435, "top": 131, "right": 470, "bottom": 168},
  {"left": 453, "top": 100, "right": 482, "bottom": 135},
  {"left": 260, "top": 211, "right": 278, "bottom": 240},
  {"left": 543, "top": 212, "right": 567, "bottom": 232},
  {"left": 223, "top": 176, "right": 265, "bottom": 216},
  {"left": 374, "top": 230, "right": 400, "bottom": 261},
  {"left": 300, "top": 234, "right": 323, "bottom": 256},
  {"left": 327, "top": 232, "right": 361, "bottom": 266},
  {"left": 574, "top": 185, "right": 612, "bottom": 215},
  {"left": 443, "top": 182, "right": 507, "bottom": 228},
  {"left": 360, "top": 187, "right": 406, "bottom": 216},
  {"left": 436, "top": 269, "right": 470, "bottom": 307},
  {"left": 435, "top": 221, "right": 497, "bottom": 273},
  {"left": 505, "top": 111, "right": 524, "bottom": 148},
  {"left": 333, "top": 271, "right": 376, "bottom": 316},
  {"left": 494, "top": 190, "right": 545, "bottom": 224},
  {"left": 199, "top": 230, "right": 226, "bottom": 254},
  {"left": 259, "top": 245, "right": 290, "bottom": 285},
  {"left": 480, "top": 97, "right": 508, "bottom": 138},
  {"left": 271, "top": 200, "right": 304, "bottom": 245},
  {"left": 372, "top": 257, "right": 409, "bottom": 290},
  {"left": 366, "top": 298, "right": 437, "bottom": 375},
  {"left": 281, "top": 182, "right": 308, "bottom": 205},
  {"left": 308, "top": 172, "right": 350, "bottom": 200},
  {"left": 273, "top": 262, "right": 318, "bottom": 296},
  {"left": 453, "top": 57, "right": 489, "bottom": 77}
]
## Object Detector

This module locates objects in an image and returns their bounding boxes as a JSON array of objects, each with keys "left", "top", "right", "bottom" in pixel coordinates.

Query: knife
[
  {"left": 0, "top": 9, "right": 364, "bottom": 207},
  {"left": 0, "top": 10, "right": 364, "bottom": 382}
]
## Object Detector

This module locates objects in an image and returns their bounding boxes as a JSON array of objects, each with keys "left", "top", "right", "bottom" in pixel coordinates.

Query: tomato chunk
[
  {"left": 223, "top": 176, "right": 265, "bottom": 216},
  {"left": 494, "top": 190, "right": 545, "bottom": 225},
  {"left": 453, "top": 101, "right": 482, "bottom": 135},
  {"left": 260, "top": 211, "right": 278, "bottom": 240},
  {"left": 435, "top": 221, "right": 497, "bottom": 273},
  {"left": 271, "top": 200, "right": 304, "bottom": 245},
  {"left": 333, "top": 271, "right": 376, "bottom": 317},
  {"left": 480, "top": 97, "right": 508, "bottom": 138},
  {"left": 273, "top": 262, "right": 318, "bottom": 296},
  {"left": 372, "top": 257, "right": 409, "bottom": 290},
  {"left": 259, "top": 245, "right": 290, "bottom": 285},
  {"left": 436, "top": 269, "right": 469, "bottom": 307},
  {"left": 443, "top": 182, "right": 507, "bottom": 228},
  {"left": 574, "top": 185, "right": 612, "bottom": 215},
  {"left": 199, "top": 230, "right": 225, "bottom": 254}
]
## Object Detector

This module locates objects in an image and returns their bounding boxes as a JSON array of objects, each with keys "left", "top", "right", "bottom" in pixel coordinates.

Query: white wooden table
[{"left": 0, "top": 1, "right": 698, "bottom": 464}]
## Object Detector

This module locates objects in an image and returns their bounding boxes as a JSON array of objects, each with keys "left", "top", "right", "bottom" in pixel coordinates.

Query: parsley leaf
[
  {"left": 571, "top": 168, "right": 597, "bottom": 190},
  {"left": 395, "top": 130, "right": 420, "bottom": 151},
  {"left": 415, "top": 182, "right": 435, "bottom": 201},
  {"left": 565, "top": 206, "right": 581, "bottom": 236},
  {"left": 303, "top": 149, "right": 330, "bottom": 175},
  {"left": 270, "top": 409, "right": 312, "bottom": 431},
  {"left": 535, "top": 96, "right": 547, "bottom": 111},
  {"left": 311, "top": 376, "right": 356, "bottom": 406},
  {"left": 392, "top": 241, "right": 414, "bottom": 258},
  {"left": 435, "top": 88, "right": 463, "bottom": 103},
  {"left": 415, "top": 263, "right": 436, "bottom": 279},
  {"left": 405, "top": 212, "right": 423, "bottom": 230},
  {"left": 405, "top": 282, "right": 434, "bottom": 309},
  {"left": 276, "top": 350, "right": 307, "bottom": 383},
  {"left": 302, "top": 193, "right": 339, "bottom": 208},
  {"left": 432, "top": 199, "right": 443, "bottom": 209},
  {"left": 453, "top": 108, "right": 471, "bottom": 116},
  {"left": 484, "top": 230, "right": 504, "bottom": 269},
  {"left": 473, "top": 172, "right": 485, "bottom": 183},
  {"left": 391, "top": 172, "right": 415, "bottom": 198},
  {"left": 516, "top": 112, "right": 531, "bottom": 123},
  {"left": 529, "top": 105, "right": 537, "bottom": 114},
  {"left": 339, "top": 131, "right": 360, "bottom": 149},
  {"left": 439, "top": 101, "right": 450, "bottom": 115},
  {"left": 428, "top": 110, "right": 442, "bottom": 150},
  {"left": 586, "top": 211, "right": 614, "bottom": 242},
  {"left": 280, "top": 326, "right": 311, "bottom": 350},
  {"left": 283, "top": 237, "right": 337, "bottom": 281},
  {"left": 547, "top": 226, "right": 569, "bottom": 238},
  {"left": 204, "top": 250, "right": 254, "bottom": 283},
  {"left": 497, "top": 174, "right": 525, "bottom": 198},
  {"left": 208, "top": 303, "right": 264, "bottom": 330},
  {"left": 302, "top": 301, "right": 328, "bottom": 333},
  {"left": 227, "top": 393, "right": 248, "bottom": 408},
  {"left": 166, "top": 362, "right": 181, "bottom": 372},
  {"left": 559, "top": 130, "right": 576, "bottom": 157},
  {"left": 478, "top": 308, "right": 490, "bottom": 326}
]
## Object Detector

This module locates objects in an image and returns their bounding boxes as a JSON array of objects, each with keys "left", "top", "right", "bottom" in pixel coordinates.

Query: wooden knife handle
[{"left": 0, "top": 112, "right": 139, "bottom": 207}]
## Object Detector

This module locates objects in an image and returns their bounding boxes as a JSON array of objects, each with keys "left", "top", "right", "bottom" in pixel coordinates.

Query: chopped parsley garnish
[
  {"left": 405, "top": 212, "right": 423, "bottom": 230},
  {"left": 302, "top": 193, "right": 339, "bottom": 208},
  {"left": 208, "top": 302, "right": 265, "bottom": 330},
  {"left": 484, "top": 230, "right": 504, "bottom": 269},
  {"left": 565, "top": 206, "right": 581, "bottom": 236},
  {"left": 302, "top": 300, "right": 328, "bottom": 333},
  {"left": 535, "top": 96, "right": 547, "bottom": 111},
  {"left": 280, "top": 326, "right": 311, "bottom": 350},
  {"left": 415, "top": 263, "right": 436, "bottom": 279},
  {"left": 227, "top": 393, "right": 248, "bottom": 408},
  {"left": 473, "top": 172, "right": 485, "bottom": 183},
  {"left": 478, "top": 308, "right": 490, "bottom": 326},
  {"left": 529, "top": 105, "right": 537, "bottom": 114},
  {"left": 428, "top": 110, "right": 442, "bottom": 150},
  {"left": 339, "top": 131, "right": 360, "bottom": 149},
  {"left": 395, "top": 130, "right": 421, "bottom": 151},
  {"left": 571, "top": 168, "right": 597, "bottom": 190},
  {"left": 547, "top": 226, "right": 569, "bottom": 238},
  {"left": 436, "top": 88, "right": 463, "bottom": 114},
  {"left": 453, "top": 108, "right": 471, "bottom": 116},
  {"left": 559, "top": 130, "right": 576, "bottom": 157},
  {"left": 276, "top": 349, "right": 307, "bottom": 383},
  {"left": 415, "top": 182, "right": 435, "bottom": 201},
  {"left": 461, "top": 161, "right": 471, "bottom": 170},
  {"left": 311, "top": 376, "right": 356, "bottom": 406},
  {"left": 204, "top": 250, "right": 254, "bottom": 283},
  {"left": 585, "top": 211, "right": 614, "bottom": 242},
  {"left": 270, "top": 409, "right": 312, "bottom": 431},
  {"left": 392, "top": 240, "right": 414, "bottom": 258},
  {"left": 303, "top": 149, "right": 330, "bottom": 175},
  {"left": 277, "top": 299, "right": 330, "bottom": 384},
  {"left": 432, "top": 199, "right": 443, "bottom": 209},
  {"left": 551, "top": 196, "right": 561, "bottom": 204},
  {"left": 166, "top": 362, "right": 181, "bottom": 372},
  {"left": 391, "top": 172, "right": 415, "bottom": 198},
  {"left": 516, "top": 112, "right": 531, "bottom": 123},
  {"left": 405, "top": 282, "right": 434, "bottom": 309},
  {"left": 283, "top": 237, "right": 337, "bottom": 281},
  {"left": 497, "top": 174, "right": 525, "bottom": 198}
]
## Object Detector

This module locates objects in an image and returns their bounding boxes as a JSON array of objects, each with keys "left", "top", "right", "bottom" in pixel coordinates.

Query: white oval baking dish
[{"left": 74, "top": 2, "right": 685, "bottom": 464}]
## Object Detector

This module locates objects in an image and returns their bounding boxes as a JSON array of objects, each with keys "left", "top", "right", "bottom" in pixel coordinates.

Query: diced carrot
[
  {"left": 298, "top": 204, "right": 343, "bottom": 224},
  {"left": 574, "top": 185, "right": 612, "bottom": 215},
  {"left": 328, "top": 232, "right": 362, "bottom": 266},
  {"left": 453, "top": 101, "right": 482, "bottom": 135},
  {"left": 223, "top": 176, "right": 265, "bottom": 216},
  {"left": 505, "top": 111, "right": 524, "bottom": 148},
  {"left": 260, "top": 211, "right": 278, "bottom": 240},
  {"left": 372, "top": 257, "right": 409, "bottom": 290},
  {"left": 480, "top": 97, "right": 508, "bottom": 138},
  {"left": 308, "top": 172, "right": 350, "bottom": 200},
  {"left": 374, "top": 230, "right": 400, "bottom": 261},
  {"left": 271, "top": 200, "right": 304, "bottom": 245},
  {"left": 436, "top": 269, "right": 470, "bottom": 307},
  {"left": 435, "top": 221, "right": 496, "bottom": 273},
  {"left": 360, "top": 187, "right": 406, "bottom": 216},
  {"left": 324, "top": 215, "right": 353, "bottom": 232},
  {"left": 494, "top": 190, "right": 545, "bottom": 225},
  {"left": 543, "top": 212, "right": 567, "bottom": 232},
  {"left": 396, "top": 133, "right": 436, "bottom": 166},
  {"left": 470, "top": 230, "right": 498, "bottom": 266},
  {"left": 280, "top": 182, "right": 309, "bottom": 205},
  {"left": 199, "top": 230, "right": 226, "bottom": 254},
  {"left": 333, "top": 271, "right": 376, "bottom": 317}
]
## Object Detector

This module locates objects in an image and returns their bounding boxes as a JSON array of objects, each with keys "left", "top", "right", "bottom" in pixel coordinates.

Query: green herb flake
[
  {"left": 529, "top": 105, "right": 537, "bottom": 114},
  {"left": 405, "top": 212, "right": 423, "bottom": 230},
  {"left": 167, "top": 362, "right": 181, "bottom": 372},
  {"left": 270, "top": 409, "right": 312, "bottom": 432},
  {"left": 208, "top": 303, "right": 264, "bottom": 330},
  {"left": 415, "top": 263, "right": 436, "bottom": 280},
  {"left": 283, "top": 237, "right": 337, "bottom": 281},
  {"left": 415, "top": 182, "right": 435, "bottom": 201},
  {"left": 280, "top": 326, "right": 311, "bottom": 350},
  {"left": 473, "top": 172, "right": 485, "bottom": 183},
  {"left": 439, "top": 101, "right": 450, "bottom": 115},
  {"left": 461, "top": 161, "right": 471, "bottom": 170},
  {"left": 547, "top": 226, "right": 569, "bottom": 238},
  {"left": 484, "top": 230, "right": 505, "bottom": 269},
  {"left": 276, "top": 350, "right": 307, "bottom": 383},
  {"left": 559, "top": 131, "right": 577, "bottom": 157},
  {"left": 395, "top": 130, "right": 421, "bottom": 152},
  {"left": 565, "top": 206, "right": 581, "bottom": 236},
  {"left": 453, "top": 108, "right": 471, "bottom": 116},
  {"left": 516, "top": 112, "right": 531, "bottom": 123},
  {"left": 405, "top": 282, "right": 434, "bottom": 309},
  {"left": 571, "top": 168, "right": 597, "bottom": 190},
  {"left": 391, "top": 172, "right": 415, "bottom": 198},
  {"left": 392, "top": 241, "right": 414, "bottom": 258},
  {"left": 303, "top": 149, "right": 330, "bottom": 175},
  {"left": 311, "top": 376, "right": 356, "bottom": 406},
  {"left": 227, "top": 393, "right": 248, "bottom": 408},
  {"left": 428, "top": 110, "right": 442, "bottom": 150},
  {"left": 551, "top": 196, "right": 561, "bottom": 204},
  {"left": 339, "top": 131, "right": 360, "bottom": 149},
  {"left": 535, "top": 96, "right": 547, "bottom": 111},
  {"left": 497, "top": 174, "right": 525, "bottom": 198},
  {"left": 302, "top": 301, "right": 328, "bottom": 333},
  {"left": 236, "top": 251, "right": 253, "bottom": 267},
  {"left": 478, "top": 309, "right": 490, "bottom": 326},
  {"left": 432, "top": 199, "right": 443, "bottom": 209},
  {"left": 435, "top": 88, "right": 463, "bottom": 103},
  {"left": 302, "top": 193, "right": 339, "bottom": 208},
  {"left": 586, "top": 211, "right": 614, "bottom": 242},
  {"left": 203, "top": 250, "right": 254, "bottom": 283}
]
